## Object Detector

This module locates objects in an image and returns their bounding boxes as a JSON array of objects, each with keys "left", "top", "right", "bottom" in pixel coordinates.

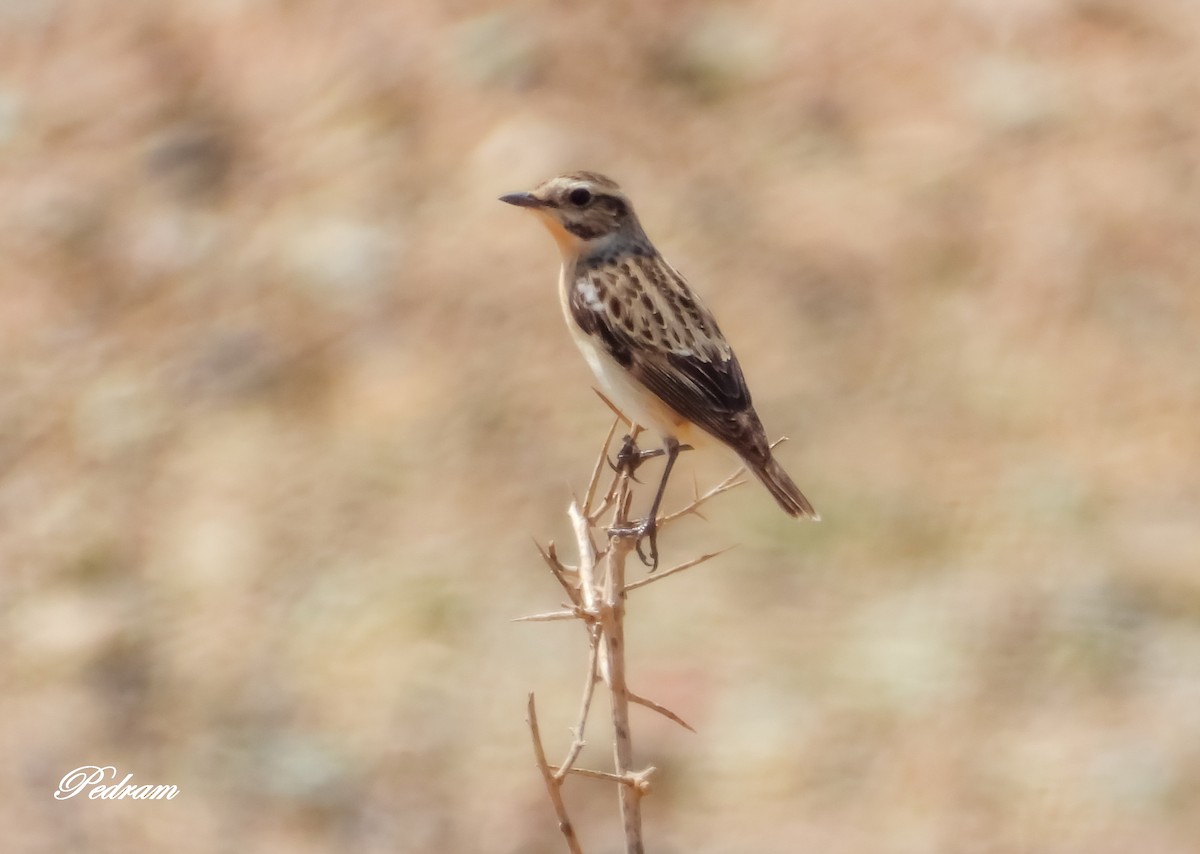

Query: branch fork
[{"left": 522, "top": 394, "right": 751, "bottom": 853}]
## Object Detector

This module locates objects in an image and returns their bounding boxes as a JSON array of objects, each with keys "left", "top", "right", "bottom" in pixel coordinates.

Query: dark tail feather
[{"left": 749, "top": 455, "right": 819, "bottom": 520}]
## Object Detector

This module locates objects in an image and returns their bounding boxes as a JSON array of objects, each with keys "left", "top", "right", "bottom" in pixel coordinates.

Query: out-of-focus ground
[{"left": 2, "top": 1, "right": 1199, "bottom": 852}]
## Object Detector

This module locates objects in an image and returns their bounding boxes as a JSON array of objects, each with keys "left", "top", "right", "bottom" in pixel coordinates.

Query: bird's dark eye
[{"left": 568, "top": 187, "right": 592, "bottom": 207}]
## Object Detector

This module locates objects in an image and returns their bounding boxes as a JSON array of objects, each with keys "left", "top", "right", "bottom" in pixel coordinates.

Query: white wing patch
[{"left": 577, "top": 277, "right": 605, "bottom": 311}]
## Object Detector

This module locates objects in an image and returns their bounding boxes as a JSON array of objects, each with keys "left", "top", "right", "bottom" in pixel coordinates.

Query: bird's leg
[{"left": 608, "top": 436, "right": 682, "bottom": 571}]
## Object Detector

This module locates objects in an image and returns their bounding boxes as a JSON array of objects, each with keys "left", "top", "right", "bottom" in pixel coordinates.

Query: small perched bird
[{"left": 501, "top": 172, "right": 817, "bottom": 565}]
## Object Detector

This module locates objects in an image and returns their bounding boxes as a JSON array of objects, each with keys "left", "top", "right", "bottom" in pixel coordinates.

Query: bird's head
[{"left": 500, "top": 171, "right": 638, "bottom": 257}]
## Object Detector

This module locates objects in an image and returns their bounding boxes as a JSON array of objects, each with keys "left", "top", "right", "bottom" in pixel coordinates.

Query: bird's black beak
[{"left": 499, "top": 191, "right": 543, "bottom": 208}]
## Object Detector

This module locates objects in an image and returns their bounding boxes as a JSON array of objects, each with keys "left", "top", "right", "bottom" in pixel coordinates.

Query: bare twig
[
  {"left": 657, "top": 468, "right": 749, "bottom": 528},
  {"left": 627, "top": 690, "right": 696, "bottom": 733},
  {"left": 552, "top": 765, "right": 657, "bottom": 790},
  {"left": 556, "top": 635, "right": 602, "bottom": 781},
  {"left": 599, "top": 530, "right": 644, "bottom": 853},
  {"left": 534, "top": 539, "right": 582, "bottom": 607},
  {"left": 525, "top": 411, "right": 759, "bottom": 853},
  {"left": 592, "top": 388, "right": 634, "bottom": 428},
  {"left": 512, "top": 608, "right": 588, "bottom": 624},
  {"left": 624, "top": 547, "right": 733, "bottom": 592},
  {"left": 583, "top": 417, "right": 622, "bottom": 516},
  {"left": 569, "top": 502, "right": 599, "bottom": 614},
  {"left": 528, "top": 693, "right": 584, "bottom": 854}
]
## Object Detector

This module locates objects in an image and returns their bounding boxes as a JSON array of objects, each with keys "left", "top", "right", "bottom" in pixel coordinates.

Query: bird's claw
[
  {"left": 608, "top": 515, "right": 660, "bottom": 571},
  {"left": 611, "top": 435, "right": 658, "bottom": 476},
  {"left": 606, "top": 452, "right": 644, "bottom": 483},
  {"left": 607, "top": 436, "right": 692, "bottom": 481},
  {"left": 605, "top": 437, "right": 691, "bottom": 572}
]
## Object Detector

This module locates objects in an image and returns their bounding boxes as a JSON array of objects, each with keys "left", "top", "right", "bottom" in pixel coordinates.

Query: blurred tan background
[{"left": 3, "top": 1, "right": 1199, "bottom": 852}]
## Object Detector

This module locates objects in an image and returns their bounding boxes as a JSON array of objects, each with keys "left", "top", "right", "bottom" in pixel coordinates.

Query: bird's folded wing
[
  {"left": 629, "top": 348, "right": 766, "bottom": 457},
  {"left": 570, "top": 270, "right": 765, "bottom": 456}
]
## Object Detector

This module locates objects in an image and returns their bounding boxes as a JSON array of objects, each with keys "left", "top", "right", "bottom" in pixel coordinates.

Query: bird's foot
[
  {"left": 608, "top": 514, "right": 661, "bottom": 571},
  {"left": 607, "top": 435, "right": 691, "bottom": 482}
]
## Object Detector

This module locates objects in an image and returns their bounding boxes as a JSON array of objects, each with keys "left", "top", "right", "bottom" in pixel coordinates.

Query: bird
[{"left": 501, "top": 171, "right": 817, "bottom": 567}]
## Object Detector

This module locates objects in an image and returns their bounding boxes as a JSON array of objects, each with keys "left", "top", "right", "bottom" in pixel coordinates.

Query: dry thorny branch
[{"left": 520, "top": 393, "right": 764, "bottom": 854}]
